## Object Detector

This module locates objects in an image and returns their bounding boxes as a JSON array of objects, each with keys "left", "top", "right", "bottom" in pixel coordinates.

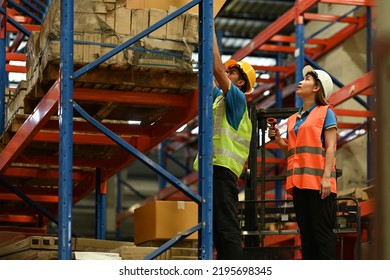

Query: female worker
[{"left": 269, "top": 65, "right": 338, "bottom": 259}]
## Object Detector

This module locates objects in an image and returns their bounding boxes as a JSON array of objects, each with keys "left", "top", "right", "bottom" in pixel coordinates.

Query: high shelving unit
[
  {"left": 0, "top": 0, "right": 216, "bottom": 259},
  {"left": 1, "top": 0, "right": 376, "bottom": 260}
]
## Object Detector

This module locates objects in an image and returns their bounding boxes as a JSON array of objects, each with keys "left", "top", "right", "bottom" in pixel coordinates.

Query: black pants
[
  {"left": 213, "top": 165, "right": 242, "bottom": 260},
  {"left": 293, "top": 187, "right": 337, "bottom": 260}
]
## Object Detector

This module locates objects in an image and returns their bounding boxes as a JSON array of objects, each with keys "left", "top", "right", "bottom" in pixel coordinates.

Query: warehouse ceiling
[{"left": 215, "top": 0, "right": 317, "bottom": 57}]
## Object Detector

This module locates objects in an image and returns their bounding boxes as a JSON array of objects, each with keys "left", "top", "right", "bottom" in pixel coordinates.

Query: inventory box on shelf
[{"left": 134, "top": 200, "right": 198, "bottom": 245}]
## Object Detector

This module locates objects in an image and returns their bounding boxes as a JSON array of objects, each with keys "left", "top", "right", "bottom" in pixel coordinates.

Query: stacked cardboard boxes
[
  {"left": 25, "top": 0, "right": 201, "bottom": 93},
  {"left": 0, "top": 234, "right": 198, "bottom": 260}
]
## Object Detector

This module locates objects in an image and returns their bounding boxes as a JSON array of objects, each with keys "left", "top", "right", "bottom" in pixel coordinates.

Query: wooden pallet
[{"left": 24, "top": 63, "right": 198, "bottom": 119}]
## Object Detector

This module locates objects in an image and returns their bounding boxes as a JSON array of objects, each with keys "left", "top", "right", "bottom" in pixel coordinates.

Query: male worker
[{"left": 195, "top": 28, "right": 256, "bottom": 259}]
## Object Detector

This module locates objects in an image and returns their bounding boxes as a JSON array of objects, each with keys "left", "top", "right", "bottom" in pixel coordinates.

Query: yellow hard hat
[{"left": 225, "top": 59, "right": 256, "bottom": 93}]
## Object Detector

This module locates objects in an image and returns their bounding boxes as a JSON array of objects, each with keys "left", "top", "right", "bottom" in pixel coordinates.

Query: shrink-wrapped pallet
[{"left": 25, "top": 0, "right": 198, "bottom": 77}]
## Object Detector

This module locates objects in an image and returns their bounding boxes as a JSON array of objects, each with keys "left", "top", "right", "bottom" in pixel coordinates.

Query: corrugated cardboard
[
  {"left": 183, "top": 12, "right": 198, "bottom": 44},
  {"left": 115, "top": 7, "right": 132, "bottom": 34},
  {"left": 166, "top": 10, "right": 185, "bottom": 41},
  {"left": 130, "top": 9, "right": 149, "bottom": 36},
  {"left": 134, "top": 200, "right": 198, "bottom": 245},
  {"left": 149, "top": 8, "right": 168, "bottom": 39}
]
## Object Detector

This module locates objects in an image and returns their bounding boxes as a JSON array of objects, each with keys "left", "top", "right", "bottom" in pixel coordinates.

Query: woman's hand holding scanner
[
  {"left": 267, "top": 118, "right": 277, "bottom": 141},
  {"left": 267, "top": 118, "right": 279, "bottom": 142},
  {"left": 267, "top": 121, "right": 288, "bottom": 156}
]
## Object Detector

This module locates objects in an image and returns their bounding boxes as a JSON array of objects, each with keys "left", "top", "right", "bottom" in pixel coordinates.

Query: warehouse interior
[{"left": 0, "top": 0, "right": 386, "bottom": 260}]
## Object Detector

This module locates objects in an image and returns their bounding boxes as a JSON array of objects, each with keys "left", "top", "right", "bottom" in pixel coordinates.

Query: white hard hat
[{"left": 302, "top": 65, "right": 334, "bottom": 100}]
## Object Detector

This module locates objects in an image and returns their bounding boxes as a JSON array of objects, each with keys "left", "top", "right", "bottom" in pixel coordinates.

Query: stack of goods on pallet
[
  {"left": 25, "top": 0, "right": 199, "bottom": 95},
  {"left": 0, "top": 82, "right": 29, "bottom": 142},
  {"left": 0, "top": 234, "right": 197, "bottom": 260}
]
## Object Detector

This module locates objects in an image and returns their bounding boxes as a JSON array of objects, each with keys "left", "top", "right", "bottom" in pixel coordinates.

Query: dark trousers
[
  {"left": 293, "top": 187, "right": 337, "bottom": 260},
  {"left": 213, "top": 165, "right": 242, "bottom": 260}
]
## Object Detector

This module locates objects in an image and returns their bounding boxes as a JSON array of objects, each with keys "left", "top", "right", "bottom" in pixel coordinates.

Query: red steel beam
[
  {"left": 270, "top": 35, "right": 328, "bottom": 46},
  {"left": 259, "top": 44, "right": 318, "bottom": 55},
  {"left": 5, "top": 64, "right": 26, "bottom": 73},
  {"left": 3, "top": 167, "right": 88, "bottom": 180},
  {"left": 320, "top": 0, "right": 376, "bottom": 6},
  {"left": 231, "top": 0, "right": 319, "bottom": 61},
  {"left": 73, "top": 88, "right": 190, "bottom": 108},
  {"left": 338, "top": 122, "right": 367, "bottom": 129},
  {"left": 0, "top": 226, "right": 47, "bottom": 234},
  {"left": 329, "top": 71, "right": 373, "bottom": 106},
  {"left": 333, "top": 109, "right": 372, "bottom": 117},
  {"left": 13, "top": 154, "right": 111, "bottom": 169},
  {"left": 303, "top": 13, "right": 361, "bottom": 24},
  {"left": 252, "top": 65, "right": 293, "bottom": 73},
  {"left": 33, "top": 130, "right": 137, "bottom": 146},
  {"left": 0, "top": 193, "right": 59, "bottom": 203},
  {"left": 42, "top": 118, "right": 150, "bottom": 137},
  {"left": 257, "top": 77, "right": 274, "bottom": 83},
  {"left": 0, "top": 80, "right": 60, "bottom": 173},
  {"left": 6, "top": 23, "right": 40, "bottom": 32},
  {"left": 5, "top": 52, "right": 25, "bottom": 61},
  {"left": 0, "top": 215, "right": 37, "bottom": 224}
]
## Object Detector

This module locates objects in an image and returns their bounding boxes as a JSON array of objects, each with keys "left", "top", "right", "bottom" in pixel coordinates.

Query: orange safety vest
[{"left": 286, "top": 105, "right": 337, "bottom": 193}]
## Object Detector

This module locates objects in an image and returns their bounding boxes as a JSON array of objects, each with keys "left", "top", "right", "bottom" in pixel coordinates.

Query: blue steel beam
[
  {"left": 197, "top": 0, "right": 214, "bottom": 260},
  {"left": 72, "top": 101, "right": 202, "bottom": 205},
  {"left": 0, "top": 7, "right": 31, "bottom": 36},
  {"left": 158, "top": 141, "right": 167, "bottom": 190},
  {"left": 274, "top": 50, "right": 283, "bottom": 203},
  {"left": 7, "top": 0, "right": 42, "bottom": 24},
  {"left": 366, "top": 6, "right": 374, "bottom": 183},
  {"left": 115, "top": 173, "right": 122, "bottom": 240},
  {"left": 31, "top": 0, "right": 48, "bottom": 11},
  {"left": 58, "top": 0, "right": 74, "bottom": 260},
  {"left": 295, "top": 16, "right": 304, "bottom": 107},
  {"left": 145, "top": 223, "right": 202, "bottom": 260},
  {"left": 95, "top": 168, "right": 106, "bottom": 240},
  {"left": 74, "top": 0, "right": 201, "bottom": 80},
  {"left": 20, "top": 0, "right": 45, "bottom": 18}
]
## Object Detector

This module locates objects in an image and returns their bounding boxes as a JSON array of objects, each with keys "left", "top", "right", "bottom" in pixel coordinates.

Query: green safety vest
[{"left": 194, "top": 95, "right": 252, "bottom": 178}]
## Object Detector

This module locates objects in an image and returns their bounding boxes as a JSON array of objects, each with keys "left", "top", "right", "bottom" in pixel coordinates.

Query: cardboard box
[
  {"left": 115, "top": 7, "right": 132, "bottom": 34},
  {"left": 126, "top": 0, "right": 226, "bottom": 17},
  {"left": 134, "top": 200, "right": 198, "bottom": 245},
  {"left": 130, "top": 8, "right": 149, "bottom": 36},
  {"left": 149, "top": 8, "right": 168, "bottom": 39}
]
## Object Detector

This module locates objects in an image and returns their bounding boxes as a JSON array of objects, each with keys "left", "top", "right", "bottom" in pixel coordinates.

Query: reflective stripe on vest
[
  {"left": 286, "top": 105, "right": 337, "bottom": 193},
  {"left": 212, "top": 95, "right": 252, "bottom": 178}
]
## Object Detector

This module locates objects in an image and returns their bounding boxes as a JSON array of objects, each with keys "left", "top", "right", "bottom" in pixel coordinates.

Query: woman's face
[{"left": 296, "top": 74, "right": 318, "bottom": 99}]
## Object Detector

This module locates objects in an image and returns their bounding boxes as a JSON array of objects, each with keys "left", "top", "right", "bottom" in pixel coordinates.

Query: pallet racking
[{"left": 0, "top": 0, "right": 376, "bottom": 259}]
